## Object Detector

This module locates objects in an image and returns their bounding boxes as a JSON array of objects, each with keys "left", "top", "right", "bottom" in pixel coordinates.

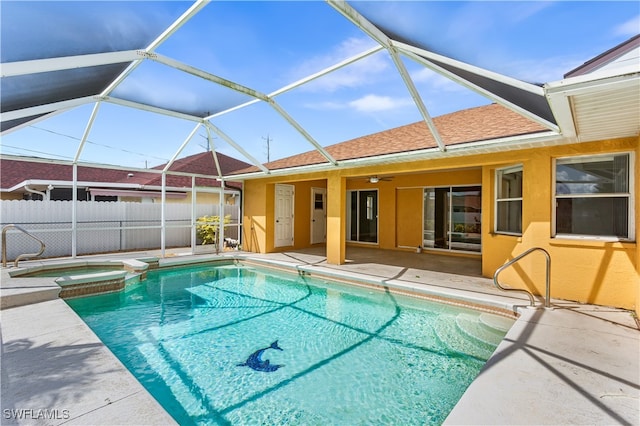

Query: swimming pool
[{"left": 67, "top": 262, "right": 514, "bottom": 425}]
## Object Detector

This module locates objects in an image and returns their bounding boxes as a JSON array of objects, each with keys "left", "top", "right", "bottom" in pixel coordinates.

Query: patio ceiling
[{"left": 1, "top": 1, "right": 638, "bottom": 179}]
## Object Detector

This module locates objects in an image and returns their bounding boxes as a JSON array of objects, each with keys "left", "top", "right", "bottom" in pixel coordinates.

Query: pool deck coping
[{"left": 1, "top": 250, "right": 638, "bottom": 425}]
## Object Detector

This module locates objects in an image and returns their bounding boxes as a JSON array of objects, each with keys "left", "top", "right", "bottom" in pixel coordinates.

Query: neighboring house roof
[
  {"left": 231, "top": 103, "right": 548, "bottom": 175},
  {"left": 0, "top": 151, "right": 250, "bottom": 193},
  {"left": 564, "top": 34, "right": 640, "bottom": 78},
  {"left": 148, "top": 151, "right": 253, "bottom": 188}
]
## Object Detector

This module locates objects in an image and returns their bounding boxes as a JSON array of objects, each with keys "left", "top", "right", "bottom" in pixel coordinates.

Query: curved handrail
[
  {"left": 2, "top": 224, "right": 46, "bottom": 268},
  {"left": 493, "top": 247, "right": 551, "bottom": 309}
]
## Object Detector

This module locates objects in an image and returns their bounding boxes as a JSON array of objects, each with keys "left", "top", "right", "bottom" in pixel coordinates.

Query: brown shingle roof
[
  {"left": 147, "top": 151, "right": 251, "bottom": 188},
  {"left": 0, "top": 159, "right": 141, "bottom": 189},
  {"left": 232, "top": 103, "right": 548, "bottom": 174},
  {"left": 1, "top": 151, "right": 251, "bottom": 190}
]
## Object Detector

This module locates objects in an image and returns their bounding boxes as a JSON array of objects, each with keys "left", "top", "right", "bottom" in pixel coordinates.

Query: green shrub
[{"left": 196, "top": 214, "right": 231, "bottom": 245}]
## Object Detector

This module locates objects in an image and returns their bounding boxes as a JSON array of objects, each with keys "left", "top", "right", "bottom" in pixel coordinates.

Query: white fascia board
[
  {"left": 1, "top": 51, "right": 141, "bottom": 77},
  {"left": 7, "top": 179, "right": 142, "bottom": 192},
  {"left": 104, "top": 97, "right": 203, "bottom": 122},
  {"left": 1, "top": 96, "right": 97, "bottom": 122},
  {"left": 544, "top": 67, "right": 639, "bottom": 139},
  {"left": 545, "top": 65, "right": 639, "bottom": 96},
  {"left": 544, "top": 92, "right": 577, "bottom": 139}
]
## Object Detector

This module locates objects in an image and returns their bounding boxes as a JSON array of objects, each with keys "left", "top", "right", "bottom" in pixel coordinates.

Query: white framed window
[
  {"left": 554, "top": 152, "right": 634, "bottom": 240},
  {"left": 495, "top": 165, "right": 523, "bottom": 235}
]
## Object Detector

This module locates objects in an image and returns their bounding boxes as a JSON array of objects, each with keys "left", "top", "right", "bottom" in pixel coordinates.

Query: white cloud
[
  {"left": 304, "top": 94, "right": 415, "bottom": 113},
  {"left": 290, "top": 37, "right": 391, "bottom": 93},
  {"left": 348, "top": 94, "right": 414, "bottom": 113},
  {"left": 613, "top": 14, "right": 640, "bottom": 37}
]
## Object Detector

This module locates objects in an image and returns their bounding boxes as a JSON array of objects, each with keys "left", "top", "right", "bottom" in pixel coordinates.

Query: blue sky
[{"left": 1, "top": 1, "right": 639, "bottom": 170}]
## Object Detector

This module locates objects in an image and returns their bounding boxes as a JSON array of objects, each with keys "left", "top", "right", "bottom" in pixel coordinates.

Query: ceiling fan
[{"left": 366, "top": 175, "right": 393, "bottom": 184}]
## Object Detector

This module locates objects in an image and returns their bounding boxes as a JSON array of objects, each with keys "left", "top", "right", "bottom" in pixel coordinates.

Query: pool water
[{"left": 67, "top": 263, "right": 514, "bottom": 425}]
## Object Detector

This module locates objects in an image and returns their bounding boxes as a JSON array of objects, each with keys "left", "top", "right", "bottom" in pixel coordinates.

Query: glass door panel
[
  {"left": 450, "top": 187, "right": 482, "bottom": 252},
  {"left": 347, "top": 190, "right": 378, "bottom": 243},
  {"left": 359, "top": 191, "right": 377, "bottom": 242},
  {"left": 423, "top": 186, "right": 481, "bottom": 253}
]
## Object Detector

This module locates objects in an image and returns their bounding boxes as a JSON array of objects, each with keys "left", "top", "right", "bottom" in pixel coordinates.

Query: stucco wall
[{"left": 242, "top": 136, "right": 639, "bottom": 310}]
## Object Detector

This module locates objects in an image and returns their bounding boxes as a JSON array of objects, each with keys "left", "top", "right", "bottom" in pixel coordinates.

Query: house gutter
[
  {"left": 23, "top": 185, "right": 48, "bottom": 200},
  {"left": 5, "top": 178, "right": 216, "bottom": 194}
]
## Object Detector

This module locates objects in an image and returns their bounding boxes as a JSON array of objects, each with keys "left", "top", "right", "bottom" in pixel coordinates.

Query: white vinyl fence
[{"left": 1, "top": 200, "right": 241, "bottom": 261}]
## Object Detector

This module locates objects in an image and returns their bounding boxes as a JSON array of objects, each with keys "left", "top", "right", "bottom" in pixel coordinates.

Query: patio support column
[
  {"left": 218, "top": 179, "right": 225, "bottom": 255},
  {"left": 191, "top": 176, "right": 196, "bottom": 253},
  {"left": 71, "top": 163, "right": 78, "bottom": 258},
  {"left": 326, "top": 172, "right": 346, "bottom": 265},
  {"left": 161, "top": 172, "right": 166, "bottom": 257}
]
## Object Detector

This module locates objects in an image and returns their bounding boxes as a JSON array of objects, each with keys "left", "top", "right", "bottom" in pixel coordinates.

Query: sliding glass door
[
  {"left": 423, "top": 186, "right": 481, "bottom": 253},
  {"left": 347, "top": 190, "right": 378, "bottom": 243}
]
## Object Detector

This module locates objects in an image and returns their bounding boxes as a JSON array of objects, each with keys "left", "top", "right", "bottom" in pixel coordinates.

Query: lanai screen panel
[
  {"left": 0, "top": 1, "right": 186, "bottom": 130},
  {"left": 110, "top": 60, "right": 256, "bottom": 119},
  {"left": 351, "top": 2, "right": 557, "bottom": 127}
]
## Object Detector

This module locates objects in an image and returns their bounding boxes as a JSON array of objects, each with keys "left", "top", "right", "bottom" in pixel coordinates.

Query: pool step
[
  {"left": 56, "top": 271, "right": 128, "bottom": 298},
  {"left": 479, "top": 312, "right": 514, "bottom": 333},
  {"left": 432, "top": 315, "right": 494, "bottom": 361},
  {"left": 455, "top": 314, "right": 507, "bottom": 350}
]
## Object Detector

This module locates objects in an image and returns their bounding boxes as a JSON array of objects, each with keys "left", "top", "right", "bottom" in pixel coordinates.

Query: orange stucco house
[{"left": 231, "top": 36, "right": 640, "bottom": 314}]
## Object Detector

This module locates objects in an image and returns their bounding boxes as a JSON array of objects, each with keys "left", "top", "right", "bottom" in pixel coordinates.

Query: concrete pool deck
[{"left": 1, "top": 247, "right": 638, "bottom": 425}]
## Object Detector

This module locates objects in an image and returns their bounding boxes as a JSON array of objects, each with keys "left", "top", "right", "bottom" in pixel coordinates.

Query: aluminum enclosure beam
[
  {"left": 148, "top": 53, "right": 269, "bottom": 102},
  {"left": 206, "top": 45, "right": 384, "bottom": 120},
  {"left": 328, "top": 0, "right": 446, "bottom": 152},
  {"left": 149, "top": 51, "right": 338, "bottom": 166},
  {"left": 1, "top": 96, "right": 98, "bottom": 123},
  {"left": 268, "top": 100, "right": 338, "bottom": 166},
  {"left": 74, "top": 102, "right": 101, "bottom": 162},
  {"left": 100, "top": 0, "right": 209, "bottom": 99},
  {"left": 204, "top": 121, "right": 270, "bottom": 174},
  {"left": 206, "top": 127, "right": 224, "bottom": 178},
  {"left": 1, "top": 50, "right": 142, "bottom": 78},
  {"left": 104, "top": 97, "right": 203, "bottom": 122},
  {"left": 163, "top": 123, "right": 202, "bottom": 173}
]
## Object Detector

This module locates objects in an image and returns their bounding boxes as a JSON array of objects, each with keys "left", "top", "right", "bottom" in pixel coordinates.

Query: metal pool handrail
[
  {"left": 493, "top": 247, "right": 551, "bottom": 309},
  {"left": 2, "top": 224, "right": 46, "bottom": 268}
]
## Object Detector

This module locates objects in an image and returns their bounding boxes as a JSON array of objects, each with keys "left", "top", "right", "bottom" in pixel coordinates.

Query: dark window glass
[
  {"left": 555, "top": 154, "right": 631, "bottom": 239},
  {"left": 556, "top": 198, "right": 628, "bottom": 237}
]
